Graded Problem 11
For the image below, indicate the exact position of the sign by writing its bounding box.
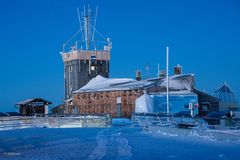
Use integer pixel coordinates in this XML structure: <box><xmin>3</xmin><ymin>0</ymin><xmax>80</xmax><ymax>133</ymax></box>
<box><xmin>117</xmin><ymin>97</ymin><xmax>121</xmax><ymax>104</ymax></box>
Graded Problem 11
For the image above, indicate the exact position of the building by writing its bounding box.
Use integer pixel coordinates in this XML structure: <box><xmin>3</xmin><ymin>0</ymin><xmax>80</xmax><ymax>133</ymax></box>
<box><xmin>60</xmin><ymin>6</ymin><xmax>112</xmax><ymax>100</ymax></box>
<box><xmin>214</xmin><ymin>82</ymin><xmax>238</xmax><ymax>111</ymax></box>
<box><xmin>72</xmin><ymin>75</ymin><xmax>142</xmax><ymax>117</ymax></box>
<box><xmin>59</xmin><ymin>6</ymin><xmax>220</xmax><ymax>118</ymax></box>
<box><xmin>194</xmin><ymin>89</ymin><xmax>219</xmax><ymax>116</ymax></box>
<box><xmin>70</xmin><ymin>73</ymin><xmax>218</xmax><ymax>118</ymax></box>
<box><xmin>15</xmin><ymin>98</ymin><xmax>52</xmax><ymax>116</ymax></box>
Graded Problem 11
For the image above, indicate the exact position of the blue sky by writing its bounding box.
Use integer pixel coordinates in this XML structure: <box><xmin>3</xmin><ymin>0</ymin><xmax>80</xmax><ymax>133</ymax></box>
<box><xmin>0</xmin><ymin>0</ymin><xmax>239</xmax><ymax>111</ymax></box>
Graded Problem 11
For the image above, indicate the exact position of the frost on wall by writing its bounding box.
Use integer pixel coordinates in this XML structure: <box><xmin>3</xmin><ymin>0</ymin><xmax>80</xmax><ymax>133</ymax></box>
<box><xmin>135</xmin><ymin>93</ymin><xmax>153</xmax><ymax>113</ymax></box>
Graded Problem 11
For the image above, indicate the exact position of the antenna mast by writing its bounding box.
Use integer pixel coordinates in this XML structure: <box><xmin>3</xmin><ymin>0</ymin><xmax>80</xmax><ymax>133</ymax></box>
<box><xmin>83</xmin><ymin>5</ymin><xmax>91</xmax><ymax>50</ymax></box>
<box><xmin>62</xmin><ymin>5</ymin><xmax>111</xmax><ymax>52</ymax></box>
<box><xmin>166</xmin><ymin>46</ymin><xmax>170</xmax><ymax>114</ymax></box>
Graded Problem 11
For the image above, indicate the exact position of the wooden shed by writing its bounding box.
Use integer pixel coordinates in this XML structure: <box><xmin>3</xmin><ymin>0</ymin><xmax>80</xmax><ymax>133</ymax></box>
<box><xmin>15</xmin><ymin>98</ymin><xmax>52</xmax><ymax>116</ymax></box>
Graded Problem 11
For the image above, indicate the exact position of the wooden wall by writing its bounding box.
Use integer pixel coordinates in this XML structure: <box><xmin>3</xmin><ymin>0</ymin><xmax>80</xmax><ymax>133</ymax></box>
<box><xmin>73</xmin><ymin>90</ymin><xmax>144</xmax><ymax>118</ymax></box>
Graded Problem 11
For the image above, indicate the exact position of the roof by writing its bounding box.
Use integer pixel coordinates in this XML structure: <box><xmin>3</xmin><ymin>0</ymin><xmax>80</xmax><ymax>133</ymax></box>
<box><xmin>213</xmin><ymin>82</ymin><xmax>237</xmax><ymax>103</ymax></box>
<box><xmin>16</xmin><ymin>98</ymin><xmax>52</xmax><ymax>106</ymax></box>
<box><xmin>193</xmin><ymin>88</ymin><xmax>219</xmax><ymax>101</ymax></box>
<box><xmin>73</xmin><ymin>75</ymin><xmax>137</xmax><ymax>93</ymax></box>
<box><xmin>214</xmin><ymin>82</ymin><xmax>234</xmax><ymax>93</ymax></box>
<box><xmin>73</xmin><ymin>74</ymin><xmax>195</xmax><ymax>93</ymax></box>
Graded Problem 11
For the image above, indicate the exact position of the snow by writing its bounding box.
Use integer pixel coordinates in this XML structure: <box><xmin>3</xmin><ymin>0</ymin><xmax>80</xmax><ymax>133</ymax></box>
<box><xmin>161</xmin><ymin>79</ymin><xmax>191</xmax><ymax>90</ymax></box>
<box><xmin>15</xmin><ymin>98</ymin><xmax>34</xmax><ymax>105</ymax></box>
<box><xmin>73</xmin><ymin>75</ymin><xmax>135</xmax><ymax>93</ymax></box>
<box><xmin>135</xmin><ymin>93</ymin><xmax>153</xmax><ymax>113</ymax></box>
<box><xmin>0</xmin><ymin>125</ymin><xmax>239</xmax><ymax>160</ymax></box>
<box><xmin>112</xmin><ymin>118</ymin><xmax>132</xmax><ymax>126</ymax></box>
<box><xmin>73</xmin><ymin>74</ymin><xmax>195</xmax><ymax>93</ymax></box>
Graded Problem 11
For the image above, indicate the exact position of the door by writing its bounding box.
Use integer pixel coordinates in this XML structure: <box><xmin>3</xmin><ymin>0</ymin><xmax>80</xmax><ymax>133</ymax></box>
<box><xmin>116</xmin><ymin>97</ymin><xmax>122</xmax><ymax>117</ymax></box>
<box><xmin>116</xmin><ymin>104</ymin><xmax>122</xmax><ymax>118</ymax></box>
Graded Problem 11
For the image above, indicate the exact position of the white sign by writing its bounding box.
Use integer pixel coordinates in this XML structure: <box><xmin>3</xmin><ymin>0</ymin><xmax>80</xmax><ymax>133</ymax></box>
<box><xmin>117</xmin><ymin>97</ymin><xmax>121</xmax><ymax>104</ymax></box>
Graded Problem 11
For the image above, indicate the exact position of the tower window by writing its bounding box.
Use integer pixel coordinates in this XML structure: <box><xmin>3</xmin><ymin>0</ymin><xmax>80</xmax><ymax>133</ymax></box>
<box><xmin>91</xmin><ymin>65</ymin><xmax>95</xmax><ymax>71</ymax></box>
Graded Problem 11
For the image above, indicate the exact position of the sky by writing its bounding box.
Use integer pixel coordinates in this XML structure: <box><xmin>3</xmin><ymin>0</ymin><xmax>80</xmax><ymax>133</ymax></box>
<box><xmin>0</xmin><ymin>0</ymin><xmax>239</xmax><ymax>111</ymax></box>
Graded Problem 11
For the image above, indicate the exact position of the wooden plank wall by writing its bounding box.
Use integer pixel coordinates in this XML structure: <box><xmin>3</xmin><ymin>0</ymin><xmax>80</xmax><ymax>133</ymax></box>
<box><xmin>73</xmin><ymin>90</ymin><xmax>144</xmax><ymax>118</ymax></box>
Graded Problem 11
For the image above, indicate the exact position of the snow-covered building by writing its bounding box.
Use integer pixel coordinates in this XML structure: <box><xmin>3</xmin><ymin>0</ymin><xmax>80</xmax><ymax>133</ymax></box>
<box><xmin>15</xmin><ymin>98</ymin><xmax>52</xmax><ymax>116</ymax></box>
<box><xmin>70</xmin><ymin>74</ymin><xmax>217</xmax><ymax>118</ymax></box>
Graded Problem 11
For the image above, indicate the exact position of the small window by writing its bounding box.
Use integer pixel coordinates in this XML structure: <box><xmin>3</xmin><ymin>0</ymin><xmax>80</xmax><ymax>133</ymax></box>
<box><xmin>91</xmin><ymin>65</ymin><xmax>95</xmax><ymax>71</ymax></box>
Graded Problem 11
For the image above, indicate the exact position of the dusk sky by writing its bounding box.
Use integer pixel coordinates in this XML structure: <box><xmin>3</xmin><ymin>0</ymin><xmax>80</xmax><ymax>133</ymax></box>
<box><xmin>0</xmin><ymin>0</ymin><xmax>239</xmax><ymax>111</ymax></box>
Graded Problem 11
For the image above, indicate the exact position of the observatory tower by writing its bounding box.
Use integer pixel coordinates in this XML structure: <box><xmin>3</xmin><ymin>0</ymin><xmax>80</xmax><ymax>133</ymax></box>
<box><xmin>61</xmin><ymin>6</ymin><xmax>112</xmax><ymax>100</ymax></box>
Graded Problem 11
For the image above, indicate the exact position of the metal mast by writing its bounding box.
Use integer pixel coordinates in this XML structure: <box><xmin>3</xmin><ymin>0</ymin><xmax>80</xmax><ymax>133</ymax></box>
<box><xmin>83</xmin><ymin>5</ymin><xmax>91</xmax><ymax>50</ymax></box>
<box><xmin>166</xmin><ymin>46</ymin><xmax>170</xmax><ymax>114</ymax></box>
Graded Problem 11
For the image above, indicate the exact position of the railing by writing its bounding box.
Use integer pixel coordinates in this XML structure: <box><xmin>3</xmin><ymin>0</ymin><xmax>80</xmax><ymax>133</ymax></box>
<box><xmin>0</xmin><ymin>114</ymin><xmax>111</xmax><ymax>131</ymax></box>
<box><xmin>131</xmin><ymin>113</ymin><xmax>240</xmax><ymax>130</ymax></box>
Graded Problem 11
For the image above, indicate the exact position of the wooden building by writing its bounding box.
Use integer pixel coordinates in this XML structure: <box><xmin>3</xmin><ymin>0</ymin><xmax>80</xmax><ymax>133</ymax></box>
<box><xmin>74</xmin><ymin>90</ymin><xmax>144</xmax><ymax>118</ymax></box>
<box><xmin>15</xmin><ymin>98</ymin><xmax>52</xmax><ymax>116</ymax></box>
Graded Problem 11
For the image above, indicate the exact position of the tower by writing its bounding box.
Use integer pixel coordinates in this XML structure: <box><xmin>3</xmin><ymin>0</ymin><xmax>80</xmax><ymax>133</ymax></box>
<box><xmin>60</xmin><ymin>6</ymin><xmax>112</xmax><ymax>100</ymax></box>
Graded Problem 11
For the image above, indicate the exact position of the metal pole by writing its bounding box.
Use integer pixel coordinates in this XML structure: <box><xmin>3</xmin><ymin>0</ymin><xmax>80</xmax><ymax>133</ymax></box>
<box><xmin>166</xmin><ymin>46</ymin><xmax>170</xmax><ymax>114</ymax></box>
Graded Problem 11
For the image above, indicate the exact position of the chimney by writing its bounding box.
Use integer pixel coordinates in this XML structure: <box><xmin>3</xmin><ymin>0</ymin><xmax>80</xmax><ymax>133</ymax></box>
<box><xmin>174</xmin><ymin>64</ymin><xmax>182</xmax><ymax>75</ymax></box>
<box><xmin>159</xmin><ymin>70</ymin><xmax>166</xmax><ymax>78</ymax></box>
<box><xmin>136</xmin><ymin>70</ymin><xmax>141</xmax><ymax>81</ymax></box>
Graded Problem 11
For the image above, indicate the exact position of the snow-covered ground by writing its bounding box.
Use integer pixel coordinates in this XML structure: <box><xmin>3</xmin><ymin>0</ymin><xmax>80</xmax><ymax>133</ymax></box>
<box><xmin>0</xmin><ymin>119</ymin><xmax>240</xmax><ymax>160</ymax></box>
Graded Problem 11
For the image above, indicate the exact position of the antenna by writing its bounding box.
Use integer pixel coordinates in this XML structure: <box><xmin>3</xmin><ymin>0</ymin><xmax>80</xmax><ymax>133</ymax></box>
<box><xmin>62</xmin><ymin>5</ymin><xmax>111</xmax><ymax>52</ymax></box>
<box><xmin>77</xmin><ymin>8</ymin><xmax>84</xmax><ymax>42</ymax></box>
<box><xmin>92</xmin><ymin>5</ymin><xmax>98</xmax><ymax>41</ymax></box>
<box><xmin>166</xmin><ymin>46</ymin><xmax>170</xmax><ymax>114</ymax></box>
<box><xmin>146</xmin><ymin>65</ymin><xmax>149</xmax><ymax>79</ymax></box>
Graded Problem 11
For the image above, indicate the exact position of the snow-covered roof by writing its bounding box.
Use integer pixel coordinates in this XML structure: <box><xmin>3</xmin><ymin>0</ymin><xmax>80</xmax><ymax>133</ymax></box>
<box><xmin>16</xmin><ymin>99</ymin><xmax>34</xmax><ymax>105</ymax></box>
<box><xmin>158</xmin><ymin>74</ymin><xmax>195</xmax><ymax>91</ymax></box>
<box><xmin>16</xmin><ymin>98</ymin><xmax>52</xmax><ymax>106</ymax></box>
<box><xmin>73</xmin><ymin>75</ymin><xmax>136</xmax><ymax>93</ymax></box>
<box><xmin>73</xmin><ymin>74</ymin><xmax>195</xmax><ymax>93</ymax></box>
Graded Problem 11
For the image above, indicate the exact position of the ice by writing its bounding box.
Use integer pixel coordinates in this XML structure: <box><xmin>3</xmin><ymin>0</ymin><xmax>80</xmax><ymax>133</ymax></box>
<box><xmin>135</xmin><ymin>93</ymin><xmax>153</xmax><ymax>113</ymax></box>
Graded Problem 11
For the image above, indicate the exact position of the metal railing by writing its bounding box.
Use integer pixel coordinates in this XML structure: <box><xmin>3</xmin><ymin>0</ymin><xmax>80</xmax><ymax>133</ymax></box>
<box><xmin>0</xmin><ymin>114</ymin><xmax>111</xmax><ymax>131</ymax></box>
<box><xmin>131</xmin><ymin>113</ymin><xmax>240</xmax><ymax>130</ymax></box>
